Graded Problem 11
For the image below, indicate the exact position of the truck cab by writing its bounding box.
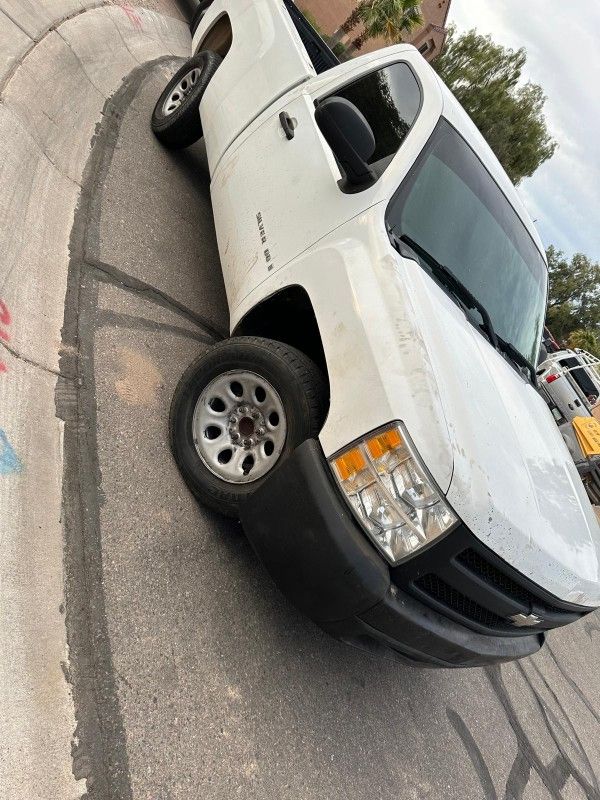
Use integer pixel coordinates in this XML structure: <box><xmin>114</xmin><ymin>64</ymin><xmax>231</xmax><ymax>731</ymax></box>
<box><xmin>152</xmin><ymin>0</ymin><xmax>600</xmax><ymax>667</ymax></box>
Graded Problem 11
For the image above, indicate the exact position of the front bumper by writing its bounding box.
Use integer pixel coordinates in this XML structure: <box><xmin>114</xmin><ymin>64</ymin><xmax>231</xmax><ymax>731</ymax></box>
<box><xmin>240</xmin><ymin>440</ymin><xmax>543</xmax><ymax>668</ymax></box>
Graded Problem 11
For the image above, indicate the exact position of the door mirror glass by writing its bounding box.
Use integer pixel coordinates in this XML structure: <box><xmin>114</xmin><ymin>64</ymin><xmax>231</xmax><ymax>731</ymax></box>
<box><xmin>315</xmin><ymin>96</ymin><xmax>376</xmax><ymax>186</ymax></box>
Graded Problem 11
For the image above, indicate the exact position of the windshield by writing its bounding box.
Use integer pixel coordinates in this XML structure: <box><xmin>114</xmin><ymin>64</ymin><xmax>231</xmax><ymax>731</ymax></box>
<box><xmin>386</xmin><ymin>120</ymin><xmax>547</xmax><ymax>365</ymax></box>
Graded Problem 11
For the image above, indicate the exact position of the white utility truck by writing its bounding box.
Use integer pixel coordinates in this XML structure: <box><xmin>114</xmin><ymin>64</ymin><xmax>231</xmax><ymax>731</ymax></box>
<box><xmin>151</xmin><ymin>0</ymin><xmax>600</xmax><ymax>667</ymax></box>
<box><xmin>537</xmin><ymin>349</ymin><xmax>600</xmax><ymax>505</ymax></box>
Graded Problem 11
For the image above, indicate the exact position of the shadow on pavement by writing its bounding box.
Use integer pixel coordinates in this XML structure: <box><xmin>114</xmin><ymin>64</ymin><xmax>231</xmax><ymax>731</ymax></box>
<box><xmin>61</xmin><ymin>57</ymin><xmax>600</xmax><ymax>800</ymax></box>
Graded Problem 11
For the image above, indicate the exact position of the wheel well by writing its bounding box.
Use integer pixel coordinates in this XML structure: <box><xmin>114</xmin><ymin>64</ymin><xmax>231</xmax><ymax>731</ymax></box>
<box><xmin>233</xmin><ymin>286</ymin><xmax>330</xmax><ymax>391</ymax></box>
<box><xmin>195</xmin><ymin>12</ymin><xmax>232</xmax><ymax>58</ymax></box>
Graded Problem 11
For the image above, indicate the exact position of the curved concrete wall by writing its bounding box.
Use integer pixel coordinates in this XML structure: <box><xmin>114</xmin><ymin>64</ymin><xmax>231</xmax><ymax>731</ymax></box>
<box><xmin>0</xmin><ymin>4</ymin><xmax>190</xmax><ymax>797</ymax></box>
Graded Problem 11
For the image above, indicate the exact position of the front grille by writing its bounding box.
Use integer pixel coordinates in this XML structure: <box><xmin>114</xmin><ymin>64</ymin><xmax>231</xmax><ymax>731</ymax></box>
<box><xmin>392</xmin><ymin>525</ymin><xmax>591</xmax><ymax>637</ymax></box>
<box><xmin>455</xmin><ymin>548</ymin><xmax>581</xmax><ymax>619</ymax></box>
<box><xmin>456</xmin><ymin>548</ymin><xmax>533</xmax><ymax>606</ymax></box>
<box><xmin>415</xmin><ymin>573</ymin><xmax>508</xmax><ymax>629</ymax></box>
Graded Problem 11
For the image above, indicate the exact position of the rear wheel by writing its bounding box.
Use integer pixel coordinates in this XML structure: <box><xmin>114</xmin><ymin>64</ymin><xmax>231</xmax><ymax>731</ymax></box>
<box><xmin>151</xmin><ymin>50</ymin><xmax>221</xmax><ymax>149</ymax></box>
<box><xmin>170</xmin><ymin>337</ymin><xmax>327</xmax><ymax>517</ymax></box>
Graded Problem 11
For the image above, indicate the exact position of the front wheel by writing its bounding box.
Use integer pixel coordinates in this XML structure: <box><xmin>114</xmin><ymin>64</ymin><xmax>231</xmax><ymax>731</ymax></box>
<box><xmin>170</xmin><ymin>337</ymin><xmax>328</xmax><ymax>517</ymax></box>
<box><xmin>151</xmin><ymin>50</ymin><xmax>221</xmax><ymax>149</ymax></box>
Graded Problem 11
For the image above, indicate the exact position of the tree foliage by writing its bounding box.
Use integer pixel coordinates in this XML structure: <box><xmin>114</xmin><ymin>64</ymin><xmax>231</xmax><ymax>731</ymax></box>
<box><xmin>336</xmin><ymin>0</ymin><xmax>423</xmax><ymax>50</ymax></box>
<box><xmin>546</xmin><ymin>245</ymin><xmax>600</xmax><ymax>354</ymax></box>
<box><xmin>567</xmin><ymin>329</ymin><xmax>600</xmax><ymax>358</ymax></box>
<box><xmin>435</xmin><ymin>27</ymin><xmax>557</xmax><ymax>184</ymax></box>
<box><xmin>340</xmin><ymin>5</ymin><xmax>362</xmax><ymax>34</ymax></box>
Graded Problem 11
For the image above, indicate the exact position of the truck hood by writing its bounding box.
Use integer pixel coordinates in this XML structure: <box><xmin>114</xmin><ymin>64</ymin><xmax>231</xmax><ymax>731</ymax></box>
<box><xmin>403</xmin><ymin>262</ymin><xmax>600</xmax><ymax>606</ymax></box>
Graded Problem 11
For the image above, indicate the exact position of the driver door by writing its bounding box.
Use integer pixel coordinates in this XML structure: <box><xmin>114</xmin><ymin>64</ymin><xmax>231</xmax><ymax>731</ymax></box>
<box><xmin>210</xmin><ymin>52</ymin><xmax>429</xmax><ymax>311</ymax></box>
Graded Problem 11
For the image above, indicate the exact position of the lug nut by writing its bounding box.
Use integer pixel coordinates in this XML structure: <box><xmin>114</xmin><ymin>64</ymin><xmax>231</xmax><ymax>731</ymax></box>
<box><xmin>251</xmin><ymin>411</ymin><xmax>260</xmax><ymax>420</ymax></box>
<box><xmin>229</xmin><ymin>415</ymin><xmax>236</xmax><ymax>424</ymax></box>
<box><xmin>243</xmin><ymin>438</ymin><xmax>252</xmax><ymax>447</ymax></box>
<box><xmin>231</xmin><ymin>431</ymin><xmax>239</xmax><ymax>440</ymax></box>
<box><xmin>239</xmin><ymin>406</ymin><xmax>247</xmax><ymax>414</ymax></box>
<box><xmin>256</xmin><ymin>427</ymin><xmax>265</xmax><ymax>436</ymax></box>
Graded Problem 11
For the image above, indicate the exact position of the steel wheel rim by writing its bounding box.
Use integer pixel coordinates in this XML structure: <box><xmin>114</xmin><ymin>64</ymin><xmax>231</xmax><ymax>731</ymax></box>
<box><xmin>162</xmin><ymin>66</ymin><xmax>202</xmax><ymax>116</ymax></box>
<box><xmin>192</xmin><ymin>370</ymin><xmax>287</xmax><ymax>484</ymax></box>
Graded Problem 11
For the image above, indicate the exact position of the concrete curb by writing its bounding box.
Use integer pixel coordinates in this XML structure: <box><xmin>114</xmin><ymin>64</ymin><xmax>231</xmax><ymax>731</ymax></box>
<box><xmin>0</xmin><ymin>4</ymin><xmax>190</xmax><ymax>797</ymax></box>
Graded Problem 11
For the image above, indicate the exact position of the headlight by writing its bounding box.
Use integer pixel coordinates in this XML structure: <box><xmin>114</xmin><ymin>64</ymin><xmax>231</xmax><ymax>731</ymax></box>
<box><xmin>329</xmin><ymin>423</ymin><xmax>457</xmax><ymax>565</ymax></box>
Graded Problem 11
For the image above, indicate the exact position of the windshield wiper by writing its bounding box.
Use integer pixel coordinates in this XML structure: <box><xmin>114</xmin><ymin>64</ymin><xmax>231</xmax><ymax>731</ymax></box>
<box><xmin>390</xmin><ymin>231</ymin><xmax>537</xmax><ymax>385</ymax></box>
<box><xmin>392</xmin><ymin>233</ymin><xmax>498</xmax><ymax>349</ymax></box>
<box><xmin>495</xmin><ymin>336</ymin><xmax>536</xmax><ymax>384</ymax></box>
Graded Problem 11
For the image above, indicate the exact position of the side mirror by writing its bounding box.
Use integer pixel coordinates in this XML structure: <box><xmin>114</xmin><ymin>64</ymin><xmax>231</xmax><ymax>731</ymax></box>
<box><xmin>315</xmin><ymin>96</ymin><xmax>376</xmax><ymax>186</ymax></box>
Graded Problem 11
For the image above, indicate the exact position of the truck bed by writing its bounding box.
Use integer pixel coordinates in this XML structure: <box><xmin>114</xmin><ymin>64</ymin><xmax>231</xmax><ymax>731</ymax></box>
<box><xmin>282</xmin><ymin>0</ymin><xmax>340</xmax><ymax>74</ymax></box>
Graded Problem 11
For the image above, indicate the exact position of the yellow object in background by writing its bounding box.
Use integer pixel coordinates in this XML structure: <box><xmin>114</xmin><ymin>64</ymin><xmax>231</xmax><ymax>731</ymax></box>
<box><xmin>573</xmin><ymin>416</ymin><xmax>600</xmax><ymax>457</ymax></box>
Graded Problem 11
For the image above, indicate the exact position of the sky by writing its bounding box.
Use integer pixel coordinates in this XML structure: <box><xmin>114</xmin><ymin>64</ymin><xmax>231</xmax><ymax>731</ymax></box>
<box><xmin>448</xmin><ymin>0</ymin><xmax>600</xmax><ymax>263</ymax></box>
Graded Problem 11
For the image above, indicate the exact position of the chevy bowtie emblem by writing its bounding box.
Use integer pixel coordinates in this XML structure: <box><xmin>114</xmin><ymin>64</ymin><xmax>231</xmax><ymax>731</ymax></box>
<box><xmin>509</xmin><ymin>612</ymin><xmax>542</xmax><ymax>627</ymax></box>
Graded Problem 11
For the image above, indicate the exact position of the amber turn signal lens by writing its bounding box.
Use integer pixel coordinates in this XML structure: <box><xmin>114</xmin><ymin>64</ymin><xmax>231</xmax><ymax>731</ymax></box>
<box><xmin>333</xmin><ymin>448</ymin><xmax>366</xmax><ymax>480</ymax></box>
<box><xmin>366</xmin><ymin>429</ymin><xmax>403</xmax><ymax>459</ymax></box>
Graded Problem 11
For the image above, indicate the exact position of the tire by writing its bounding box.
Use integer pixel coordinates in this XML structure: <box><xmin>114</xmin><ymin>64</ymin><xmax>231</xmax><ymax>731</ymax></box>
<box><xmin>151</xmin><ymin>50</ymin><xmax>221</xmax><ymax>149</ymax></box>
<box><xmin>170</xmin><ymin>337</ymin><xmax>328</xmax><ymax>518</ymax></box>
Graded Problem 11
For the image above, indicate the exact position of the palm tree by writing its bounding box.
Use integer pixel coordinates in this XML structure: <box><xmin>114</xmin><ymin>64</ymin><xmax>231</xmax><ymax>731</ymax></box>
<box><xmin>349</xmin><ymin>0</ymin><xmax>424</xmax><ymax>52</ymax></box>
<box><xmin>331</xmin><ymin>2</ymin><xmax>366</xmax><ymax>43</ymax></box>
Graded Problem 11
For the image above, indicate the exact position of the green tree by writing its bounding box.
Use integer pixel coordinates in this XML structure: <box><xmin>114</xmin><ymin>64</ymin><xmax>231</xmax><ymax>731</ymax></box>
<box><xmin>434</xmin><ymin>27</ymin><xmax>557</xmax><ymax>184</ymax></box>
<box><xmin>333</xmin><ymin>0</ymin><xmax>423</xmax><ymax>50</ymax></box>
<box><xmin>336</xmin><ymin>4</ymin><xmax>362</xmax><ymax>37</ymax></box>
<box><xmin>546</xmin><ymin>245</ymin><xmax>600</xmax><ymax>347</ymax></box>
<box><xmin>353</xmin><ymin>0</ymin><xmax>423</xmax><ymax>50</ymax></box>
<box><xmin>568</xmin><ymin>329</ymin><xmax>600</xmax><ymax>358</ymax></box>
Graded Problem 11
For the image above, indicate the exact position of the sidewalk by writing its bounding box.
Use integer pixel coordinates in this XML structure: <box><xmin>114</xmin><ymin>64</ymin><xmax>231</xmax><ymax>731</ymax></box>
<box><xmin>0</xmin><ymin>3</ymin><xmax>189</xmax><ymax>796</ymax></box>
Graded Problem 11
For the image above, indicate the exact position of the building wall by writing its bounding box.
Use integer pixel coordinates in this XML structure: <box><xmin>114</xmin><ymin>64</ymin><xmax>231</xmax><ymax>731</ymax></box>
<box><xmin>300</xmin><ymin>0</ymin><xmax>451</xmax><ymax>61</ymax></box>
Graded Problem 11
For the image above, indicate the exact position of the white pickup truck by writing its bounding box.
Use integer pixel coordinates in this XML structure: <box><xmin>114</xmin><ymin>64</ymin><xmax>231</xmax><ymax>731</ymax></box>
<box><xmin>151</xmin><ymin>0</ymin><xmax>600</xmax><ymax>667</ymax></box>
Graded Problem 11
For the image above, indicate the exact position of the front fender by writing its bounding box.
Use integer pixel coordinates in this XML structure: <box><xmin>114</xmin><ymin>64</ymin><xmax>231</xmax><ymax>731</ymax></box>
<box><xmin>231</xmin><ymin>210</ymin><xmax>454</xmax><ymax>492</ymax></box>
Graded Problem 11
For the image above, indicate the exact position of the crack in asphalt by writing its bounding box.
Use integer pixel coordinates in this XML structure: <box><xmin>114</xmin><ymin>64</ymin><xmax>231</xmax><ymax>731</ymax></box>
<box><xmin>0</xmin><ymin>336</ymin><xmax>74</xmax><ymax>380</ymax></box>
<box><xmin>95</xmin><ymin>307</ymin><xmax>215</xmax><ymax>344</ymax></box>
<box><xmin>446</xmin><ymin>646</ymin><xmax>600</xmax><ymax>800</ymax></box>
<box><xmin>545</xmin><ymin>641</ymin><xmax>600</xmax><ymax>726</ymax></box>
<box><xmin>447</xmin><ymin>708</ymin><xmax>498</xmax><ymax>800</ymax></box>
<box><xmin>86</xmin><ymin>257</ymin><xmax>226</xmax><ymax>341</ymax></box>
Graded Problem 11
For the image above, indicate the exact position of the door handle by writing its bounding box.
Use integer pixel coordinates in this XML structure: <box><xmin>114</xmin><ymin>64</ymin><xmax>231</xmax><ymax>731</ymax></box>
<box><xmin>279</xmin><ymin>111</ymin><xmax>295</xmax><ymax>140</ymax></box>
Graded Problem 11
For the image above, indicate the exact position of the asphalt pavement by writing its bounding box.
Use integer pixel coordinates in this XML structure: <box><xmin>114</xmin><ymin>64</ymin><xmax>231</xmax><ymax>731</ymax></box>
<box><xmin>60</xmin><ymin>57</ymin><xmax>600</xmax><ymax>800</ymax></box>
<box><xmin>1</xmin><ymin>3</ymin><xmax>600</xmax><ymax>799</ymax></box>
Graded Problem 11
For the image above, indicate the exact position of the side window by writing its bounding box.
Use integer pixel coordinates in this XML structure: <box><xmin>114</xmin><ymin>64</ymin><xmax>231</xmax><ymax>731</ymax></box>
<box><xmin>326</xmin><ymin>62</ymin><xmax>421</xmax><ymax>174</ymax></box>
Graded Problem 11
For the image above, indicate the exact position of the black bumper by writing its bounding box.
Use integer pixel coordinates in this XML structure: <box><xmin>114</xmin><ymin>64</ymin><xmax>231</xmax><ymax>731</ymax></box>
<box><xmin>240</xmin><ymin>440</ymin><xmax>543</xmax><ymax>668</ymax></box>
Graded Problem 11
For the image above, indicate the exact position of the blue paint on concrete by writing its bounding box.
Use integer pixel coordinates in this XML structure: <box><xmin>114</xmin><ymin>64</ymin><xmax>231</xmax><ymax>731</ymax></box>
<box><xmin>0</xmin><ymin>428</ymin><xmax>22</xmax><ymax>475</ymax></box>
